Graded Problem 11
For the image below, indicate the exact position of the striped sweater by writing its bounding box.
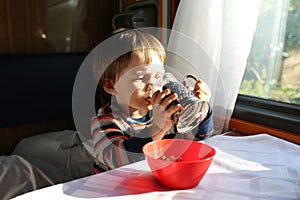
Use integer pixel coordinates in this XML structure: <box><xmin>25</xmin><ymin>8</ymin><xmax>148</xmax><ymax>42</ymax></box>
<box><xmin>91</xmin><ymin>100</ymin><xmax>213</xmax><ymax>172</ymax></box>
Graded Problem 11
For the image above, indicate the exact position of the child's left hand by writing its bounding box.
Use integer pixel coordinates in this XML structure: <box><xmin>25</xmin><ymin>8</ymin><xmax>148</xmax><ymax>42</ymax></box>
<box><xmin>193</xmin><ymin>80</ymin><xmax>210</xmax><ymax>102</ymax></box>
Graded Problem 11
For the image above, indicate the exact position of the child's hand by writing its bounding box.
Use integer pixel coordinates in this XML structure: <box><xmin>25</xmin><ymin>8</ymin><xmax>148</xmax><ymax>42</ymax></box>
<box><xmin>150</xmin><ymin>89</ymin><xmax>181</xmax><ymax>140</ymax></box>
<box><xmin>193</xmin><ymin>80</ymin><xmax>211</xmax><ymax>102</ymax></box>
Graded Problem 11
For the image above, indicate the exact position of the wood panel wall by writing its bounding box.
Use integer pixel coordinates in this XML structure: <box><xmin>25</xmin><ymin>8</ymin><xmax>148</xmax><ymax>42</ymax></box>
<box><xmin>0</xmin><ymin>0</ymin><xmax>49</xmax><ymax>53</ymax></box>
<box><xmin>0</xmin><ymin>0</ymin><xmax>119</xmax><ymax>53</ymax></box>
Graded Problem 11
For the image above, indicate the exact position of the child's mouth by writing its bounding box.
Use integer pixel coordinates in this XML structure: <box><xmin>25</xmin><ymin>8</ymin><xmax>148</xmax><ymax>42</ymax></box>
<box><xmin>145</xmin><ymin>97</ymin><xmax>152</xmax><ymax>105</ymax></box>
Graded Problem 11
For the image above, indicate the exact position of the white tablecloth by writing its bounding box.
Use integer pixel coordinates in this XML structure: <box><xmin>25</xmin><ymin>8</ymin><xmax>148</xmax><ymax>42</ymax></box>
<box><xmin>13</xmin><ymin>134</ymin><xmax>300</xmax><ymax>200</ymax></box>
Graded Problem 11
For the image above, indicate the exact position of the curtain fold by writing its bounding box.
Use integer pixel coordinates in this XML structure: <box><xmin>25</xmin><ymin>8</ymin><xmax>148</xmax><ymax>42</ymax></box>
<box><xmin>167</xmin><ymin>0</ymin><xmax>262</xmax><ymax>134</ymax></box>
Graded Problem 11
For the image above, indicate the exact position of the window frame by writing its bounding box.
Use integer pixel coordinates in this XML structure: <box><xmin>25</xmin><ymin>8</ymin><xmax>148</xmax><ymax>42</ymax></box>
<box><xmin>232</xmin><ymin>94</ymin><xmax>300</xmax><ymax>134</ymax></box>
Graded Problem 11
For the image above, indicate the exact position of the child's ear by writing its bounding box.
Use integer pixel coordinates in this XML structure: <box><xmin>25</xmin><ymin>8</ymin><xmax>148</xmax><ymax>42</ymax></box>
<box><xmin>103</xmin><ymin>78</ymin><xmax>117</xmax><ymax>95</ymax></box>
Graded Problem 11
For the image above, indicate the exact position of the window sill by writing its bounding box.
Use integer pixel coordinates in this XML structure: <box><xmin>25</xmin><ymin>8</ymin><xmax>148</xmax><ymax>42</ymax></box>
<box><xmin>229</xmin><ymin>118</ymin><xmax>300</xmax><ymax>145</ymax></box>
<box><xmin>231</xmin><ymin>94</ymin><xmax>300</xmax><ymax>145</ymax></box>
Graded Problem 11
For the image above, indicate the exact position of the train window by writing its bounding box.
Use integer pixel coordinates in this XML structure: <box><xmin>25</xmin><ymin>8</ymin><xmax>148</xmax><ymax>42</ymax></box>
<box><xmin>234</xmin><ymin>0</ymin><xmax>300</xmax><ymax>133</ymax></box>
<box><xmin>240</xmin><ymin>0</ymin><xmax>300</xmax><ymax>105</ymax></box>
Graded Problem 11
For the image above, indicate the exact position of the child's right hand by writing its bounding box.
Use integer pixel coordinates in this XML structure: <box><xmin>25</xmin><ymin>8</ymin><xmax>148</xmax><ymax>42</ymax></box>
<box><xmin>149</xmin><ymin>89</ymin><xmax>181</xmax><ymax>141</ymax></box>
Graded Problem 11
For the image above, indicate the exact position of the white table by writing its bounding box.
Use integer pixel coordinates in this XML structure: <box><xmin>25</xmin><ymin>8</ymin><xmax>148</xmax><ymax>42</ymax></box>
<box><xmin>13</xmin><ymin>134</ymin><xmax>300</xmax><ymax>200</ymax></box>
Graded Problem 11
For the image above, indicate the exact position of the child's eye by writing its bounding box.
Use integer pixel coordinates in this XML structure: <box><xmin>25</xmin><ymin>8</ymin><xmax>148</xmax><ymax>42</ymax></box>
<box><xmin>137</xmin><ymin>75</ymin><xmax>145</xmax><ymax>80</ymax></box>
<box><xmin>155</xmin><ymin>73</ymin><xmax>164</xmax><ymax>80</ymax></box>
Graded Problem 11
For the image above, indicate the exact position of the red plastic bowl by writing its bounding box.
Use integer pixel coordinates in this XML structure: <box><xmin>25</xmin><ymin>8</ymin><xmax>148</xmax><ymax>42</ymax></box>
<box><xmin>143</xmin><ymin>139</ymin><xmax>215</xmax><ymax>189</ymax></box>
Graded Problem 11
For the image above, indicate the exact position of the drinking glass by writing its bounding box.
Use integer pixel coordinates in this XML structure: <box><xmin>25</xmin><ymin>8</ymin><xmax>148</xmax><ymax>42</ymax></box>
<box><xmin>160</xmin><ymin>73</ymin><xmax>210</xmax><ymax>134</ymax></box>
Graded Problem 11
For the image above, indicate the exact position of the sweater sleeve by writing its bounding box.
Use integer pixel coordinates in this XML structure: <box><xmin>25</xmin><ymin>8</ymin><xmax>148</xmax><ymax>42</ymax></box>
<box><xmin>194</xmin><ymin>108</ymin><xmax>214</xmax><ymax>140</ymax></box>
<box><xmin>91</xmin><ymin>115</ymin><xmax>151</xmax><ymax>170</ymax></box>
<box><xmin>122</xmin><ymin>127</ymin><xmax>153</xmax><ymax>162</ymax></box>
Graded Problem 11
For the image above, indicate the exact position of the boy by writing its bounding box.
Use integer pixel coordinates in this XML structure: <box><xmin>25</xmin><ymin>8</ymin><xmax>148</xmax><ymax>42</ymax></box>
<box><xmin>91</xmin><ymin>28</ymin><xmax>213</xmax><ymax>172</ymax></box>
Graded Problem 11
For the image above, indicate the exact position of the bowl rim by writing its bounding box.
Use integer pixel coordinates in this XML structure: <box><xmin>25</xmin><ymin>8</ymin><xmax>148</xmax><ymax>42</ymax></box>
<box><xmin>142</xmin><ymin>138</ymin><xmax>216</xmax><ymax>164</ymax></box>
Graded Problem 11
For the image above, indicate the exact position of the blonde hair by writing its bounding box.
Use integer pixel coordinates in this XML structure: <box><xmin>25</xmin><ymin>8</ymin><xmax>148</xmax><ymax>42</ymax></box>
<box><xmin>93</xmin><ymin>28</ymin><xmax>166</xmax><ymax>107</ymax></box>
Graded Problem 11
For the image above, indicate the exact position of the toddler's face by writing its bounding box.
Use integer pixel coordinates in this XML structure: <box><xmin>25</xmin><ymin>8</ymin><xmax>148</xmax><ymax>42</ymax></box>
<box><xmin>114</xmin><ymin>51</ymin><xmax>165</xmax><ymax>117</ymax></box>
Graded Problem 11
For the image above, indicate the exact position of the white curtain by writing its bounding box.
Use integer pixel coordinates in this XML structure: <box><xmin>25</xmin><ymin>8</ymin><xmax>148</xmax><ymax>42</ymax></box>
<box><xmin>166</xmin><ymin>0</ymin><xmax>262</xmax><ymax>134</ymax></box>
